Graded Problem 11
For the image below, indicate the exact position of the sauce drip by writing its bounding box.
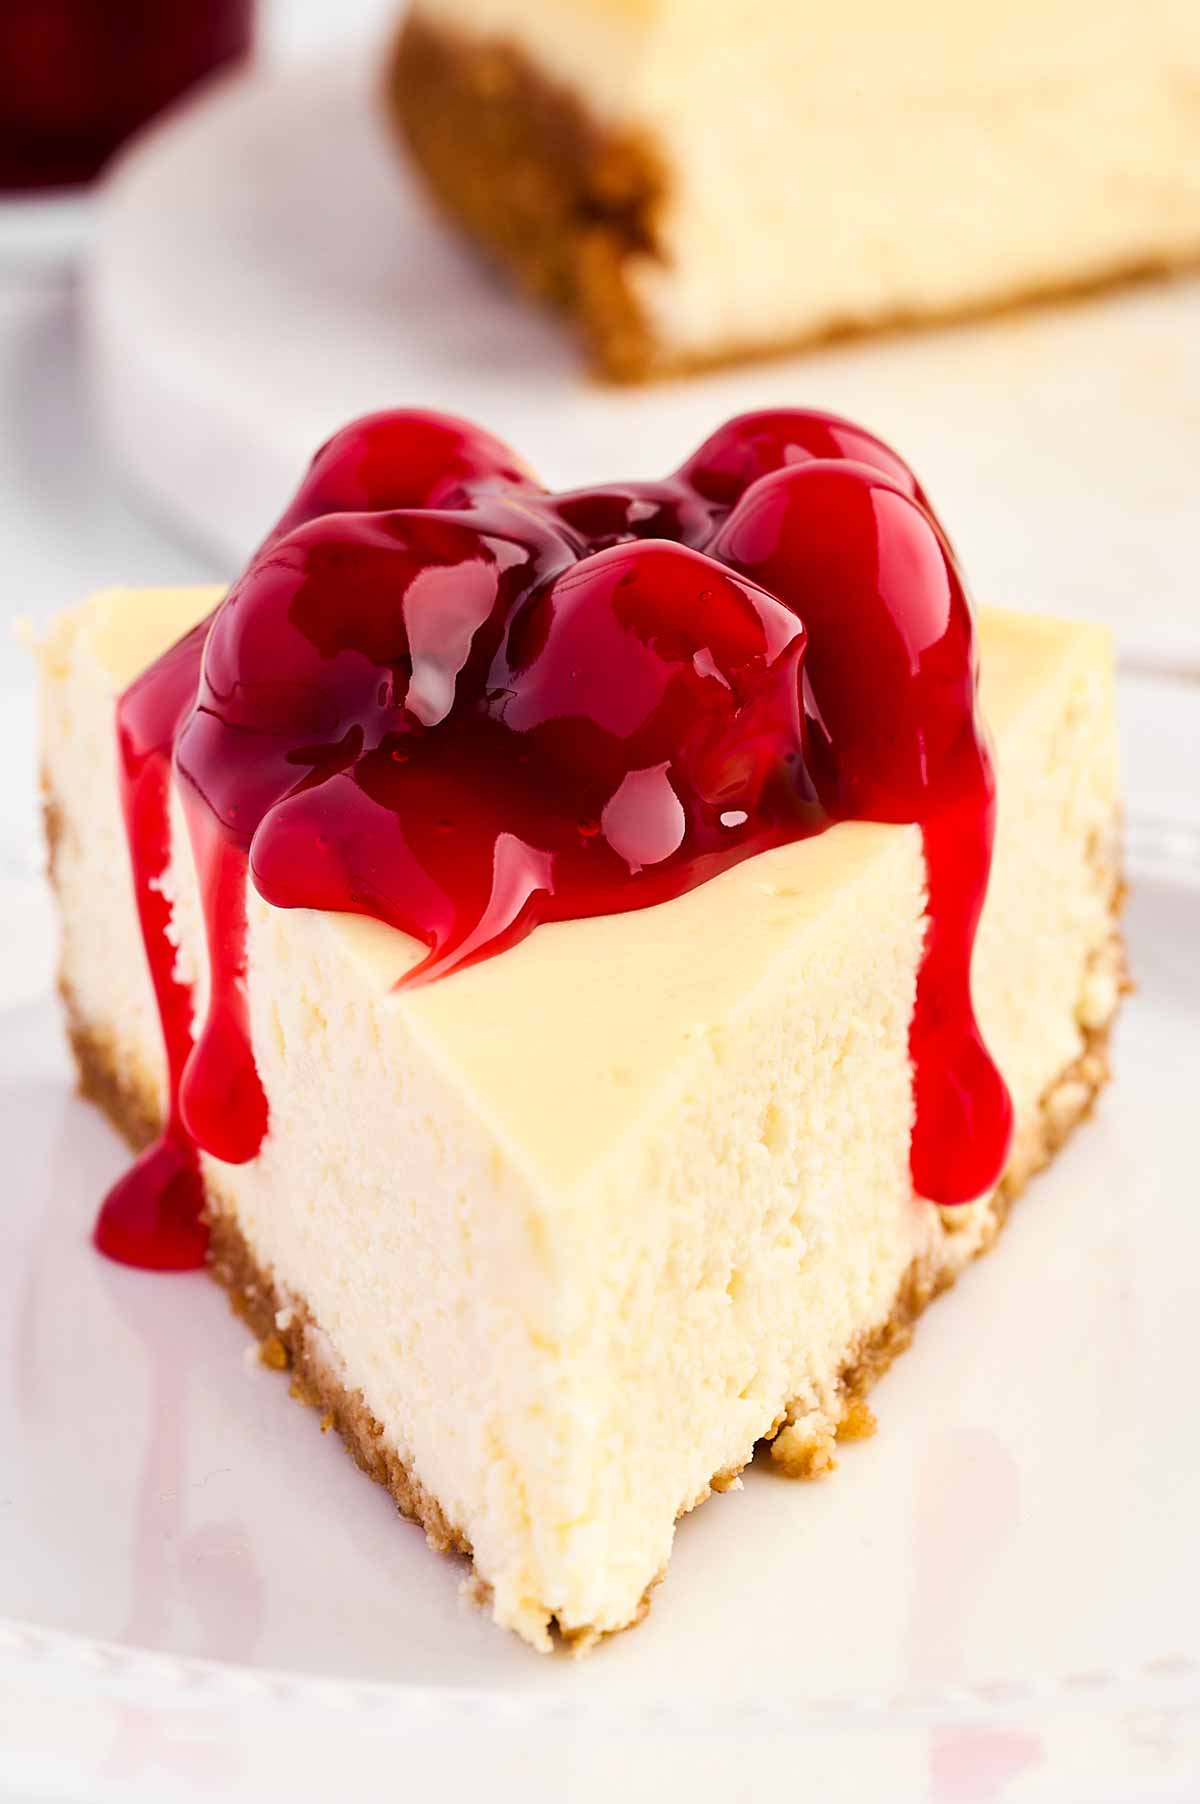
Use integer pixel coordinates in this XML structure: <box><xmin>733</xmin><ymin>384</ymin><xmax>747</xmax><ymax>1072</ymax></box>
<box><xmin>99</xmin><ymin>408</ymin><xmax>1013</xmax><ymax>1269</ymax></box>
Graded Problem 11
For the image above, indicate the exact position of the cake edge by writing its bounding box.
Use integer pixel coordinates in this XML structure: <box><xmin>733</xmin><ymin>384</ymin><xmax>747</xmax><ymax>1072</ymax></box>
<box><xmin>51</xmin><ymin>763</ymin><xmax>1126</xmax><ymax>1647</ymax></box>
<box><xmin>388</xmin><ymin>13</ymin><xmax>1200</xmax><ymax>384</ymax></box>
<box><xmin>387</xmin><ymin>13</ymin><xmax>666</xmax><ymax>383</ymax></box>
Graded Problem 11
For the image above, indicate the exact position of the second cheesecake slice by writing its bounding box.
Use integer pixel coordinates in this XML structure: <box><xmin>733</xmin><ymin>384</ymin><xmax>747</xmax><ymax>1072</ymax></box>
<box><xmin>391</xmin><ymin>0</ymin><xmax>1200</xmax><ymax>378</ymax></box>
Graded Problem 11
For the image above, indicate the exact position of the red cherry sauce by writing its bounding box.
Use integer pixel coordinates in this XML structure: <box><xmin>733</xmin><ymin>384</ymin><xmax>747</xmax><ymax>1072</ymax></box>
<box><xmin>95</xmin><ymin>624</ymin><xmax>211</xmax><ymax>1268</ymax></box>
<box><xmin>100</xmin><ymin>408</ymin><xmax>1013</xmax><ymax>1270</ymax></box>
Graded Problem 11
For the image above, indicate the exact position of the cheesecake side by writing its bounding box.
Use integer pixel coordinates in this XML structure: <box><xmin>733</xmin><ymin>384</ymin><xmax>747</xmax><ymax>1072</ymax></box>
<box><xmin>39</xmin><ymin>588</ymin><xmax>1123</xmax><ymax>1649</ymax></box>
<box><xmin>391</xmin><ymin>0</ymin><xmax>1200</xmax><ymax>379</ymax></box>
<box><xmin>388</xmin><ymin>13</ymin><xmax>666</xmax><ymax>382</ymax></box>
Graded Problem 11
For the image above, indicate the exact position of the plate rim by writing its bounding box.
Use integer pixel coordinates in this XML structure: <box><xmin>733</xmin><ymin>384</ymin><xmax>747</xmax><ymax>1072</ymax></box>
<box><xmin>2</xmin><ymin>1612</ymin><xmax>1199</xmax><ymax>1727</ymax></box>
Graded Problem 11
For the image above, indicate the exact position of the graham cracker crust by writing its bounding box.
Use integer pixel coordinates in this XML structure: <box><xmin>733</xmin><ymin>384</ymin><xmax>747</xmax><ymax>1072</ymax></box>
<box><xmin>60</xmin><ymin>992</ymin><xmax>475</xmax><ymax>1573</ymax></box>
<box><xmin>388</xmin><ymin>15</ymin><xmax>1199</xmax><ymax>384</ymax></box>
<box><xmin>59</xmin><ymin>915</ymin><xmax>1124</xmax><ymax>1641</ymax></box>
<box><xmin>209</xmin><ymin>1211</ymin><xmax>473</xmax><ymax>1562</ymax></box>
<box><xmin>388</xmin><ymin>14</ymin><xmax>666</xmax><ymax>382</ymax></box>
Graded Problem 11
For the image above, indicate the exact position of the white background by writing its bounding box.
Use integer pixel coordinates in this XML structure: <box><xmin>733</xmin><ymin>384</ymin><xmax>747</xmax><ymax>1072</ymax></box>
<box><xmin>2</xmin><ymin>3</ymin><xmax>1199</xmax><ymax>1798</ymax></box>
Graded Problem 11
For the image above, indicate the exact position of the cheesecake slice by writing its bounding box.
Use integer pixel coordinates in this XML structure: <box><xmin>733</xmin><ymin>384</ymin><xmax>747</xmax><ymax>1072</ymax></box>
<box><xmin>38</xmin><ymin>409</ymin><xmax>1123</xmax><ymax>1649</ymax></box>
<box><xmin>389</xmin><ymin>0</ymin><xmax>1200</xmax><ymax>379</ymax></box>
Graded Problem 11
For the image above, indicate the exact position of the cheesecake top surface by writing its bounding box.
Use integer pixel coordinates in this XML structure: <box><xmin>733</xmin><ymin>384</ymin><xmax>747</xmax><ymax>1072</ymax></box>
<box><xmin>59</xmin><ymin>407</ymin><xmax>1035</xmax><ymax>1265</ymax></box>
<box><xmin>408</xmin><ymin>0</ymin><xmax>1199</xmax><ymax>118</ymax></box>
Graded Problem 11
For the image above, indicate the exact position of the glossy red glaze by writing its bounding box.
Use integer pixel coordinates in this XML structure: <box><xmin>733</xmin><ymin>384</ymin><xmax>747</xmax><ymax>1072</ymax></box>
<box><xmin>101</xmin><ymin>408</ymin><xmax>1012</xmax><ymax>1270</ymax></box>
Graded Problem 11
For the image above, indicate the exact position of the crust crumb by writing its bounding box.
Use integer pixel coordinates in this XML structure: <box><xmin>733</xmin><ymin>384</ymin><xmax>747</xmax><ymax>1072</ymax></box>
<box><xmin>836</xmin><ymin>1399</ymin><xmax>878</xmax><ymax>1443</ymax></box>
<box><xmin>461</xmin><ymin>1573</ymin><xmax>493</xmax><ymax>1615</ymax></box>
<box><xmin>258</xmin><ymin>1334</ymin><xmax>289</xmax><ymax>1372</ymax></box>
<box><xmin>772</xmin><ymin>1430</ymin><xmax>838</xmax><ymax>1480</ymax></box>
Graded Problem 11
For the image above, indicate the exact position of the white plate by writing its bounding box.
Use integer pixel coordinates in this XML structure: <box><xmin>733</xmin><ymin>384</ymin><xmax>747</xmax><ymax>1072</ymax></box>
<box><xmin>86</xmin><ymin>50</ymin><xmax>1200</xmax><ymax>677</ymax></box>
<box><xmin>0</xmin><ymin>189</ymin><xmax>93</xmax><ymax>274</ymax></box>
<box><xmin>2</xmin><ymin>675</ymin><xmax>1199</xmax><ymax>1804</ymax></box>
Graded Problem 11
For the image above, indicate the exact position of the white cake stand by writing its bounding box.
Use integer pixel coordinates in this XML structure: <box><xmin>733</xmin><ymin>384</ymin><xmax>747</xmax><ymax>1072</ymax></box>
<box><xmin>0</xmin><ymin>188</ymin><xmax>94</xmax><ymax>272</ymax></box>
<box><xmin>85</xmin><ymin>50</ymin><xmax>1200</xmax><ymax>676</ymax></box>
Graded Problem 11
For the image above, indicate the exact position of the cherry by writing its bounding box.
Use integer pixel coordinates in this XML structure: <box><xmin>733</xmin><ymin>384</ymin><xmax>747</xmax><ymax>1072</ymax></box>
<box><xmin>495</xmin><ymin>539</ymin><xmax>808</xmax><ymax>821</ymax></box>
<box><xmin>265</xmin><ymin>409</ymin><xmax>537</xmax><ymax>551</ymax></box>
<box><xmin>677</xmin><ymin>408</ymin><xmax>931</xmax><ymax>514</ymax></box>
<box><xmin>710</xmin><ymin>460</ymin><xmax>978</xmax><ymax>821</ymax></box>
<box><xmin>178</xmin><ymin>508</ymin><xmax>550</xmax><ymax>836</ymax></box>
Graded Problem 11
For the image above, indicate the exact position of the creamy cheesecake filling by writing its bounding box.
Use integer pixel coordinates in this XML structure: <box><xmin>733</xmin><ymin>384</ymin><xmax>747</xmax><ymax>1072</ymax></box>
<box><xmin>41</xmin><ymin>581</ymin><xmax>1119</xmax><ymax>1647</ymax></box>
<box><xmin>396</xmin><ymin>0</ymin><xmax>1200</xmax><ymax>375</ymax></box>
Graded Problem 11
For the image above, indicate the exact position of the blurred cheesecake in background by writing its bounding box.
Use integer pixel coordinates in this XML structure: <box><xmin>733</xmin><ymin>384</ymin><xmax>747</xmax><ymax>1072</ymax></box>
<box><xmin>389</xmin><ymin>0</ymin><xmax>1200</xmax><ymax>380</ymax></box>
